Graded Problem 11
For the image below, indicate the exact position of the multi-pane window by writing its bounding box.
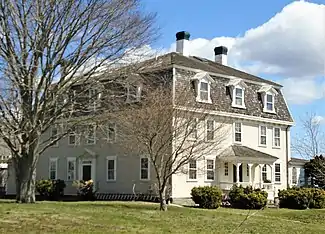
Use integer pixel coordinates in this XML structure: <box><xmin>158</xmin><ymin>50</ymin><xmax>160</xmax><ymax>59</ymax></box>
<box><xmin>199</xmin><ymin>81</ymin><xmax>209</xmax><ymax>101</ymax></box>
<box><xmin>260</xmin><ymin>125</ymin><xmax>267</xmax><ymax>146</ymax></box>
<box><xmin>189</xmin><ymin>159</ymin><xmax>197</xmax><ymax>180</ymax></box>
<box><xmin>68</xmin><ymin>126</ymin><xmax>80</xmax><ymax>145</ymax></box>
<box><xmin>234</xmin><ymin>123</ymin><xmax>242</xmax><ymax>143</ymax></box>
<box><xmin>246</xmin><ymin>164</ymin><xmax>249</xmax><ymax>177</ymax></box>
<box><xmin>224</xmin><ymin>162</ymin><xmax>229</xmax><ymax>176</ymax></box>
<box><xmin>140</xmin><ymin>157</ymin><xmax>149</xmax><ymax>180</ymax></box>
<box><xmin>273</xmin><ymin>127</ymin><xmax>281</xmax><ymax>147</ymax></box>
<box><xmin>235</xmin><ymin>88</ymin><xmax>243</xmax><ymax>106</ymax></box>
<box><xmin>262</xmin><ymin>165</ymin><xmax>267</xmax><ymax>182</ymax></box>
<box><xmin>206</xmin><ymin>120</ymin><xmax>214</xmax><ymax>141</ymax></box>
<box><xmin>86</xmin><ymin>125</ymin><xmax>96</xmax><ymax>145</ymax></box>
<box><xmin>51</xmin><ymin>125</ymin><xmax>59</xmax><ymax>146</ymax></box>
<box><xmin>88</xmin><ymin>89</ymin><xmax>99</xmax><ymax>111</ymax></box>
<box><xmin>189</xmin><ymin>119</ymin><xmax>198</xmax><ymax>139</ymax></box>
<box><xmin>107</xmin><ymin>123</ymin><xmax>116</xmax><ymax>142</ymax></box>
<box><xmin>107</xmin><ymin>156</ymin><xmax>116</xmax><ymax>181</ymax></box>
<box><xmin>49</xmin><ymin>158</ymin><xmax>57</xmax><ymax>180</ymax></box>
<box><xmin>266</xmin><ymin>94</ymin><xmax>274</xmax><ymax>111</ymax></box>
<box><xmin>67</xmin><ymin>158</ymin><xmax>76</xmax><ymax>181</ymax></box>
<box><xmin>292</xmin><ymin>167</ymin><xmax>297</xmax><ymax>184</ymax></box>
<box><xmin>206</xmin><ymin>159</ymin><xmax>215</xmax><ymax>180</ymax></box>
<box><xmin>275</xmin><ymin>163</ymin><xmax>281</xmax><ymax>182</ymax></box>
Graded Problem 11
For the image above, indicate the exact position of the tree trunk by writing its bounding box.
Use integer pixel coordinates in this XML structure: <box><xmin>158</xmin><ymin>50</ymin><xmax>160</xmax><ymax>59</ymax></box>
<box><xmin>14</xmin><ymin>157</ymin><xmax>37</xmax><ymax>203</ymax></box>
<box><xmin>159</xmin><ymin>187</ymin><xmax>167</xmax><ymax>211</ymax></box>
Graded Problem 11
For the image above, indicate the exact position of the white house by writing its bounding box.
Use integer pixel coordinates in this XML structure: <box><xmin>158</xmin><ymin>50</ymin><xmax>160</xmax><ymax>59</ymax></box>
<box><xmin>7</xmin><ymin>31</ymin><xmax>302</xmax><ymax>202</ymax></box>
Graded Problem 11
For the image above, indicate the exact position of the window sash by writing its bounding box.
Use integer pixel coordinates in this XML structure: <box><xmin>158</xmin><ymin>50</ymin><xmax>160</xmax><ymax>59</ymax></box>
<box><xmin>224</xmin><ymin>162</ymin><xmax>229</xmax><ymax>176</ymax></box>
<box><xmin>49</xmin><ymin>159</ymin><xmax>57</xmax><ymax>180</ymax></box>
<box><xmin>235</xmin><ymin>88</ymin><xmax>243</xmax><ymax>106</ymax></box>
<box><xmin>86</xmin><ymin>125</ymin><xmax>96</xmax><ymax>144</ymax></box>
<box><xmin>189</xmin><ymin>159</ymin><xmax>197</xmax><ymax>180</ymax></box>
<box><xmin>51</xmin><ymin>126</ymin><xmax>59</xmax><ymax>146</ymax></box>
<box><xmin>260</xmin><ymin>126</ymin><xmax>267</xmax><ymax>145</ymax></box>
<box><xmin>292</xmin><ymin>167</ymin><xmax>297</xmax><ymax>184</ymax></box>
<box><xmin>206</xmin><ymin>120</ymin><xmax>214</xmax><ymax>140</ymax></box>
<box><xmin>107</xmin><ymin>123</ymin><xmax>116</xmax><ymax>142</ymax></box>
<box><xmin>140</xmin><ymin>158</ymin><xmax>149</xmax><ymax>180</ymax></box>
<box><xmin>67</xmin><ymin>158</ymin><xmax>76</xmax><ymax>181</ymax></box>
<box><xmin>246</xmin><ymin>164</ymin><xmax>249</xmax><ymax>176</ymax></box>
<box><xmin>275</xmin><ymin>163</ymin><xmax>281</xmax><ymax>182</ymax></box>
<box><xmin>189</xmin><ymin>120</ymin><xmax>198</xmax><ymax>139</ymax></box>
<box><xmin>266</xmin><ymin>94</ymin><xmax>274</xmax><ymax>111</ymax></box>
<box><xmin>107</xmin><ymin>158</ymin><xmax>116</xmax><ymax>181</ymax></box>
<box><xmin>262</xmin><ymin>165</ymin><xmax>267</xmax><ymax>181</ymax></box>
<box><xmin>206</xmin><ymin>159</ymin><xmax>214</xmax><ymax>180</ymax></box>
<box><xmin>234</xmin><ymin>123</ymin><xmax>242</xmax><ymax>142</ymax></box>
<box><xmin>273</xmin><ymin>128</ymin><xmax>281</xmax><ymax>147</ymax></box>
<box><xmin>199</xmin><ymin>82</ymin><xmax>209</xmax><ymax>101</ymax></box>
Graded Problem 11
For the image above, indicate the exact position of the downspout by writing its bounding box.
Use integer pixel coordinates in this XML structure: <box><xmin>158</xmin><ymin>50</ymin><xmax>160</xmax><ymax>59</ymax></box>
<box><xmin>286</xmin><ymin>126</ymin><xmax>290</xmax><ymax>189</ymax></box>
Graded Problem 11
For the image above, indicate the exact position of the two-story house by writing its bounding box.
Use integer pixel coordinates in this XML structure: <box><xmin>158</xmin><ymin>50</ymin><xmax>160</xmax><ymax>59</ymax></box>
<box><xmin>7</xmin><ymin>31</ymin><xmax>303</xmax><ymax>201</ymax></box>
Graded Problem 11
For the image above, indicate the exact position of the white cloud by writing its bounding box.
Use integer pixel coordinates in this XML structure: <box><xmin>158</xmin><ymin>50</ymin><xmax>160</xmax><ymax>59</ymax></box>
<box><xmin>165</xmin><ymin>1</ymin><xmax>325</xmax><ymax>104</ymax></box>
<box><xmin>312</xmin><ymin>115</ymin><xmax>325</xmax><ymax>125</ymax></box>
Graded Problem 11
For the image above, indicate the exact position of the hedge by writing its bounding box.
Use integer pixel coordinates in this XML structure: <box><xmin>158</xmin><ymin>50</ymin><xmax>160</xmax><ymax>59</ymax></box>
<box><xmin>229</xmin><ymin>185</ymin><xmax>268</xmax><ymax>209</ymax></box>
<box><xmin>35</xmin><ymin>179</ymin><xmax>66</xmax><ymax>200</ymax></box>
<box><xmin>191</xmin><ymin>186</ymin><xmax>222</xmax><ymax>209</ymax></box>
<box><xmin>278</xmin><ymin>187</ymin><xmax>325</xmax><ymax>209</ymax></box>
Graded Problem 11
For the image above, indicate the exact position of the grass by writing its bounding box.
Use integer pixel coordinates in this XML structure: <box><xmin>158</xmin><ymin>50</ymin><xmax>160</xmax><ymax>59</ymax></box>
<box><xmin>0</xmin><ymin>201</ymin><xmax>325</xmax><ymax>233</ymax></box>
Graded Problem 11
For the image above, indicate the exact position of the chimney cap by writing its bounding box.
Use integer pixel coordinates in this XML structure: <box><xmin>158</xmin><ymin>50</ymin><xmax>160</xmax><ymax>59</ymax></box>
<box><xmin>176</xmin><ymin>31</ymin><xmax>190</xmax><ymax>41</ymax></box>
<box><xmin>214</xmin><ymin>46</ymin><xmax>228</xmax><ymax>55</ymax></box>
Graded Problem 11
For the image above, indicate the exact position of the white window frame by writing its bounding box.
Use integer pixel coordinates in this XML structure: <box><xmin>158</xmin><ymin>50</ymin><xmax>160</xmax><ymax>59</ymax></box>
<box><xmin>86</xmin><ymin>124</ymin><xmax>96</xmax><ymax>145</ymax></box>
<box><xmin>68</xmin><ymin>126</ymin><xmax>80</xmax><ymax>146</ymax></box>
<box><xmin>262</xmin><ymin>164</ymin><xmax>267</xmax><ymax>182</ymax></box>
<box><xmin>232</xmin><ymin>86</ymin><xmax>246</xmax><ymax>108</ymax></box>
<box><xmin>188</xmin><ymin>159</ymin><xmax>198</xmax><ymax>181</ymax></box>
<box><xmin>88</xmin><ymin>88</ymin><xmax>99</xmax><ymax>111</ymax></box>
<box><xmin>49</xmin><ymin>158</ymin><xmax>58</xmax><ymax>180</ymax></box>
<box><xmin>263</xmin><ymin>92</ymin><xmax>275</xmax><ymax>113</ymax></box>
<box><xmin>233</xmin><ymin>122</ymin><xmax>242</xmax><ymax>144</ymax></box>
<box><xmin>206</xmin><ymin>159</ymin><xmax>215</xmax><ymax>181</ymax></box>
<box><xmin>106</xmin><ymin>122</ymin><xmax>116</xmax><ymax>143</ymax></box>
<box><xmin>106</xmin><ymin>156</ymin><xmax>117</xmax><ymax>181</ymax></box>
<box><xmin>51</xmin><ymin>125</ymin><xmax>59</xmax><ymax>147</ymax></box>
<box><xmin>188</xmin><ymin>118</ymin><xmax>198</xmax><ymax>140</ymax></box>
<box><xmin>206</xmin><ymin>119</ymin><xmax>215</xmax><ymax>141</ymax></box>
<box><xmin>292</xmin><ymin>167</ymin><xmax>297</xmax><ymax>184</ymax></box>
<box><xmin>273</xmin><ymin>127</ymin><xmax>281</xmax><ymax>148</ymax></box>
<box><xmin>126</xmin><ymin>84</ymin><xmax>141</xmax><ymax>103</ymax></box>
<box><xmin>197</xmin><ymin>80</ymin><xmax>211</xmax><ymax>103</ymax></box>
<box><xmin>224</xmin><ymin>162</ymin><xmax>229</xmax><ymax>176</ymax></box>
<box><xmin>246</xmin><ymin>164</ymin><xmax>249</xmax><ymax>177</ymax></box>
<box><xmin>140</xmin><ymin>156</ymin><xmax>150</xmax><ymax>180</ymax></box>
<box><xmin>259</xmin><ymin>125</ymin><xmax>267</xmax><ymax>146</ymax></box>
<box><xmin>275</xmin><ymin>163</ymin><xmax>281</xmax><ymax>183</ymax></box>
<box><xmin>67</xmin><ymin>157</ymin><xmax>76</xmax><ymax>181</ymax></box>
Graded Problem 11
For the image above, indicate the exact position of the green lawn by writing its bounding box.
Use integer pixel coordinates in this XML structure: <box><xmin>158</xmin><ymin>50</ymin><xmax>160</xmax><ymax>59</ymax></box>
<box><xmin>0</xmin><ymin>201</ymin><xmax>324</xmax><ymax>233</ymax></box>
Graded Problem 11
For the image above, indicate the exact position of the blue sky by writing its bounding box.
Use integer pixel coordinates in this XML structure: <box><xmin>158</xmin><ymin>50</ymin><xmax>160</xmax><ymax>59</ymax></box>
<box><xmin>143</xmin><ymin>0</ymin><xmax>325</xmax><ymax>147</ymax></box>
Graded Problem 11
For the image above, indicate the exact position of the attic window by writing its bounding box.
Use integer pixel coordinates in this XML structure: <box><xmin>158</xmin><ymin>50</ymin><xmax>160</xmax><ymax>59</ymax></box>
<box><xmin>227</xmin><ymin>79</ymin><xmax>247</xmax><ymax>109</ymax></box>
<box><xmin>192</xmin><ymin>72</ymin><xmax>213</xmax><ymax>103</ymax></box>
<box><xmin>258</xmin><ymin>86</ymin><xmax>277</xmax><ymax>113</ymax></box>
<box><xmin>126</xmin><ymin>84</ymin><xmax>141</xmax><ymax>103</ymax></box>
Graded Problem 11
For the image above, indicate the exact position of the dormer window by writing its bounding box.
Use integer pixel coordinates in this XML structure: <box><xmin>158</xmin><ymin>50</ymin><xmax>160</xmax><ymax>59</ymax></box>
<box><xmin>235</xmin><ymin>87</ymin><xmax>243</xmax><ymax>106</ymax></box>
<box><xmin>191</xmin><ymin>71</ymin><xmax>213</xmax><ymax>103</ymax></box>
<box><xmin>227</xmin><ymin>78</ymin><xmax>247</xmax><ymax>109</ymax></box>
<box><xmin>199</xmin><ymin>81</ymin><xmax>209</xmax><ymax>101</ymax></box>
<box><xmin>126</xmin><ymin>84</ymin><xmax>141</xmax><ymax>103</ymax></box>
<box><xmin>258</xmin><ymin>86</ymin><xmax>278</xmax><ymax>113</ymax></box>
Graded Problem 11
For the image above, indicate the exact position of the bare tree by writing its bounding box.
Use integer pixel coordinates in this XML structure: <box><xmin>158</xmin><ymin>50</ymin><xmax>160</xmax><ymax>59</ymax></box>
<box><xmin>292</xmin><ymin>112</ymin><xmax>325</xmax><ymax>159</ymax></box>
<box><xmin>0</xmin><ymin>0</ymin><xmax>156</xmax><ymax>203</ymax></box>
<box><xmin>110</xmin><ymin>72</ymin><xmax>229</xmax><ymax>211</ymax></box>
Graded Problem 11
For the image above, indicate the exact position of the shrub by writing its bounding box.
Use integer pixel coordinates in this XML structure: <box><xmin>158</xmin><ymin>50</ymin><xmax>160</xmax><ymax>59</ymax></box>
<box><xmin>191</xmin><ymin>186</ymin><xmax>222</xmax><ymax>209</ymax></box>
<box><xmin>278</xmin><ymin>187</ymin><xmax>325</xmax><ymax>209</ymax></box>
<box><xmin>229</xmin><ymin>185</ymin><xmax>268</xmax><ymax>209</ymax></box>
<box><xmin>35</xmin><ymin>179</ymin><xmax>66</xmax><ymax>200</ymax></box>
<box><xmin>73</xmin><ymin>179</ymin><xmax>96</xmax><ymax>201</ymax></box>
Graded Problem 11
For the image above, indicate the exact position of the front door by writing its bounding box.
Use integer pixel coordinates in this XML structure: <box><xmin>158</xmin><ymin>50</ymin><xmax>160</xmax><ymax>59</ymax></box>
<box><xmin>82</xmin><ymin>165</ymin><xmax>92</xmax><ymax>181</ymax></box>
<box><xmin>233</xmin><ymin>164</ymin><xmax>243</xmax><ymax>183</ymax></box>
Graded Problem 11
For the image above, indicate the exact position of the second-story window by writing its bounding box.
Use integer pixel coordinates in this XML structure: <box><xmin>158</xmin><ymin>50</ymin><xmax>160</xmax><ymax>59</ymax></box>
<box><xmin>188</xmin><ymin>119</ymin><xmax>198</xmax><ymax>140</ymax></box>
<box><xmin>88</xmin><ymin>89</ymin><xmax>99</xmax><ymax>111</ymax></box>
<box><xmin>206</xmin><ymin>120</ymin><xmax>214</xmax><ymax>141</ymax></box>
<box><xmin>107</xmin><ymin>123</ymin><xmax>116</xmax><ymax>142</ymax></box>
<box><xmin>259</xmin><ymin>125</ymin><xmax>267</xmax><ymax>146</ymax></box>
<box><xmin>68</xmin><ymin>126</ymin><xmax>80</xmax><ymax>145</ymax></box>
<box><xmin>51</xmin><ymin>125</ymin><xmax>59</xmax><ymax>146</ymax></box>
<box><xmin>86</xmin><ymin>125</ymin><xmax>96</xmax><ymax>145</ymax></box>
<box><xmin>273</xmin><ymin>127</ymin><xmax>281</xmax><ymax>148</ymax></box>
<box><xmin>234</xmin><ymin>122</ymin><xmax>242</xmax><ymax>143</ymax></box>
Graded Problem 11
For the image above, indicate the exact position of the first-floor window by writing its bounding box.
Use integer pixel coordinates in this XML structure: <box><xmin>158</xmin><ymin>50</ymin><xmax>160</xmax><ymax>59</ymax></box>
<box><xmin>49</xmin><ymin>158</ymin><xmax>58</xmax><ymax>180</ymax></box>
<box><xmin>262</xmin><ymin>165</ymin><xmax>267</xmax><ymax>182</ymax></box>
<box><xmin>224</xmin><ymin>162</ymin><xmax>229</xmax><ymax>176</ymax></box>
<box><xmin>140</xmin><ymin>157</ymin><xmax>149</xmax><ymax>180</ymax></box>
<box><xmin>206</xmin><ymin>159</ymin><xmax>215</xmax><ymax>180</ymax></box>
<box><xmin>292</xmin><ymin>167</ymin><xmax>297</xmax><ymax>184</ymax></box>
<box><xmin>275</xmin><ymin>163</ymin><xmax>281</xmax><ymax>182</ymax></box>
<box><xmin>189</xmin><ymin>159</ymin><xmax>197</xmax><ymax>180</ymax></box>
<box><xmin>246</xmin><ymin>164</ymin><xmax>249</xmax><ymax>177</ymax></box>
<box><xmin>67</xmin><ymin>158</ymin><xmax>76</xmax><ymax>181</ymax></box>
<box><xmin>107</xmin><ymin>156</ymin><xmax>117</xmax><ymax>181</ymax></box>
